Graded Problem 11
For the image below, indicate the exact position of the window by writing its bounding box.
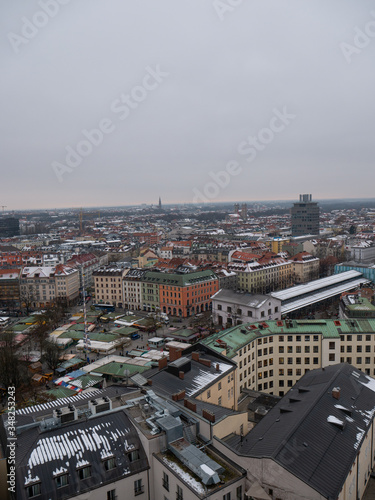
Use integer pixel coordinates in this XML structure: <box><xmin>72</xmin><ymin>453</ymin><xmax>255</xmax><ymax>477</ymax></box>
<box><xmin>223</xmin><ymin>494</ymin><xmax>231</xmax><ymax>500</ymax></box>
<box><xmin>279</xmin><ymin>346</ymin><xmax>284</xmax><ymax>353</ymax></box>
<box><xmin>128</xmin><ymin>450</ymin><xmax>140</xmax><ymax>462</ymax></box>
<box><xmin>207</xmin><ymin>390</ymin><xmax>211</xmax><ymax>399</ymax></box>
<box><xmin>347</xmin><ymin>346</ymin><xmax>352</xmax><ymax>353</ymax></box>
<box><xmin>104</xmin><ymin>457</ymin><xmax>116</xmax><ymax>471</ymax></box>
<box><xmin>163</xmin><ymin>472</ymin><xmax>169</xmax><ymax>491</ymax></box>
<box><xmin>357</xmin><ymin>346</ymin><xmax>362</xmax><ymax>353</ymax></box>
<box><xmin>313</xmin><ymin>357</ymin><xmax>319</xmax><ymax>365</ymax></box>
<box><xmin>55</xmin><ymin>474</ymin><xmax>69</xmax><ymax>488</ymax></box>
<box><xmin>357</xmin><ymin>357</ymin><xmax>362</xmax><ymax>364</ymax></box>
<box><xmin>218</xmin><ymin>396</ymin><xmax>222</xmax><ymax>405</ymax></box>
<box><xmin>366</xmin><ymin>335</ymin><xmax>371</xmax><ymax>341</ymax></box>
<box><xmin>305</xmin><ymin>346</ymin><xmax>310</xmax><ymax>353</ymax></box>
<box><xmin>358</xmin><ymin>335</ymin><xmax>362</xmax><ymax>341</ymax></box>
<box><xmin>177</xmin><ymin>485</ymin><xmax>183</xmax><ymax>500</ymax></box>
<box><xmin>27</xmin><ymin>483</ymin><xmax>41</xmax><ymax>498</ymax></box>
<box><xmin>78</xmin><ymin>466</ymin><xmax>91</xmax><ymax>480</ymax></box>
<box><xmin>218</xmin><ymin>382</ymin><xmax>222</xmax><ymax>390</ymax></box>
<box><xmin>347</xmin><ymin>335</ymin><xmax>352</xmax><ymax>341</ymax></box>
<box><xmin>107</xmin><ymin>490</ymin><xmax>116</xmax><ymax>500</ymax></box>
<box><xmin>134</xmin><ymin>479</ymin><xmax>144</xmax><ymax>496</ymax></box>
<box><xmin>313</xmin><ymin>335</ymin><xmax>319</xmax><ymax>341</ymax></box>
<box><xmin>329</xmin><ymin>354</ymin><xmax>335</xmax><ymax>362</ymax></box>
<box><xmin>227</xmin><ymin>306</ymin><xmax>232</xmax><ymax>313</ymax></box>
<box><xmin>287</xmin><ymin>336</ymin><xmax>292</xmax><ymax>342</ymax></box>
<box><xmin>279</xmin><ymin>380</ymin><xmax>284</xmax><ymax>387</ymax></box>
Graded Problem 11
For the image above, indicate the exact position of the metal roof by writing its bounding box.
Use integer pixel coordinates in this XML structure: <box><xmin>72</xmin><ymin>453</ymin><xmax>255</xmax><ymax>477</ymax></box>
<box><xmin>271</xmin><ymin>270</ymin><xmax>363</xmax><ymax>301</ymax></box>
<box><xmin>218</xmin><ymin>363</ymin><xmax>375</xmax><ymax>499</ymax></box>
<box><xmin>280</xmin><ymin>277</ymin><xmax>369</xmax><ymax>314</ymax></box>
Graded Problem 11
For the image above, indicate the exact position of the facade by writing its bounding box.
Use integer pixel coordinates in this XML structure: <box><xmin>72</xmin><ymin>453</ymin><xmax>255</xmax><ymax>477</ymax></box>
<box><xmin>211</xmin><ymin>288</ymin><xmax>281</xmax><ymax>327</ymax></box>
<box><xmin>351</xmin><ymin>243</ymin><xmax>375</xmax><ymax>264</ymax></box>
<box><xmin>0</xmin><ymin>217</ymin><xmax>19</xmax><ymax>237</ymax></box>
<box><xmin>66</xmin><ymin>252</ymin><xmax>104</xmax><ymax>291</ymax></box>
<box><xmin>123</xmin><ymin>268</ymin><xmax>146</xmax><ymax>310</ymax></box>
<box><xmin>235</xmin><ymin>256</ymin><xmax>293</xmax><ymax>294</ymax></box>
<box><xmin>0</xmin><ymin>268</ymin><xmax>21</xmax><ymax>309</ymax></box>
<box><xmin>145</xmin><ymin>270</ymin><xmax>219</xmax><ymax>318</ymax></box>
<box><xmin>19</xmin><ymin>265</ymin><xmax>79</xmax><ymax>308</ymax></box>
<box><xmin>335</xmin><ymin>261</ymin><xmax>375</xmax><ymax>283</ymax></box>
<box><xmin>142</xmin><ymin>270</ymin><xmax>160</xmax><ymax>312</ymax></box>
<box><xmin>291</xmin><ymin>193</ymin><xmax>320</xmax><ymax>237</ymax></box>
<box><xmin>202</xmin><ymin>318</ymin><xmax>375</xmax><ymax>398</ymax></box>
<box><xmin>93</xmin><ymin>267</ymin><xmax>128</xmax><ymax>307</ymax></box>
<box><xmin>291</xmin><ymin>251</ymin><xmax>320</xmax><ymax>283</ymax></box>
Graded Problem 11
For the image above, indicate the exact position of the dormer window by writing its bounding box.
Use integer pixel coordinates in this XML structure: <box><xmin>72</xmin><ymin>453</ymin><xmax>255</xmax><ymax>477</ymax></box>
<box><xmin>103</xmin><ymin>457</ymin><xmax>116</xmax><ymax>471</ymax></box>
<box><xmin>77</xmin><ymin>465</ymin><xmax>91</xmax><ymax>480</ymax></box>
<box><xmin>26</xmin><ymin>483</ymin><xmax>41</xmax><ymax>498</ymax></box>
<box><xmin>55</xmin><ymin>473</ymin><xmax>69</xmax><ymax>488</ymax></box>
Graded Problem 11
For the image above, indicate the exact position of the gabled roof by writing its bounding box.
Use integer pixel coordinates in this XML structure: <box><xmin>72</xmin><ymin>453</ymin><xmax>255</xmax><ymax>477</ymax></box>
<box><xmin>220</xmin><ymin>364</ymin><xmax>375</xmax><ymax>499</ymax></box>
<box><xmin>15</xmin><ymin>408</ymin><xmax>149</xmax><ymax>500</ymax></box>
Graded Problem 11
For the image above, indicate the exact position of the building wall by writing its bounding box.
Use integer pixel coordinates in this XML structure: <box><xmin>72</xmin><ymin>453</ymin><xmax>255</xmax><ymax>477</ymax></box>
<box><xmin>194</xmin><ymin>370</ymin><xmax>236</xmax><ymax>410</ymax></box>
<box><xmin>212</xmin><ymin>296</ymin><xmax>281</xmax><ymax>327</ymax></box>
<box><xmin>213</xmin><ymin>413</ymin><xmax>249</xmax><ymax>440</ymax></box>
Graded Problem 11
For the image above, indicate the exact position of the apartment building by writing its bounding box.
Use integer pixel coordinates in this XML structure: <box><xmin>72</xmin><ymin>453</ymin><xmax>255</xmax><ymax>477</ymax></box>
<box><xmin>213</xmin><ymin>363</ymin><xmax>375</xmax><ymax>500</ymax></box>
<box><xmin>123</xmin><ymin>268</ymin><xmax>146</xmax><ymax>310</ymax></box>
<box><xmin>203</xmin><ymin>318</ymin><xmax>375</xmax><ymax>398</ymax></box>
<box><xmin>93</xmin><ymin>267</ymin><xmax>128</xmax><ymax>307</ymax></box>
<box><xmin>20</xmin><ymin>265</ymin><xmax>79</xmax><ymax>308</ymax></box>
<box><xmin>291</xmin><ymin>251</ymin><xmax>320</xmax><ymax>283</ymax></box>
<box><xmin>235</xmin><ymin>255</ymin><xmax>293</xmax><ymax>294</ymax></box>
<box><xmin>144</xmin><ymin>270</ymin><xmax>219</xmax><ymax>318</ymax></box>
<box><xmin>0</xmin><ymin>268</ymin><xmax>21</xmax><ymax>308</ymax></box>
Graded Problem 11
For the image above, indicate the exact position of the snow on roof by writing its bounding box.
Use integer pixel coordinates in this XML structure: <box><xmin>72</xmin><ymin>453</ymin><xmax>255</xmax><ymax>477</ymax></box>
<box><xmin>327</xmin><ymin>415</ymin><xmax>344</xmax><ymax>426</ymax></box>
<box><xmin>27</xmin><ymin>422</ymin><xmax>131</xmax><ymax>470</ymax></box>
<box><xmin>163</xmin><ymin>457</ymin><xmax>205</xmax><ymax>495</ymax></box>
<box><xmin>186</xmin><ymin>362</ymin><xmax>232</xmax><ymax>397</ymax></box>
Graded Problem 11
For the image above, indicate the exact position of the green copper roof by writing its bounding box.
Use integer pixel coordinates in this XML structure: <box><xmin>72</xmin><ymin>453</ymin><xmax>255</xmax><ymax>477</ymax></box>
<box><xmin>143</xmin><ymin>270</ymin><xmax>217</xmax><ymax>287</ymax></box>
<box><xmin>202</xmin><ymin>319</ymin><xmax>375</xmax><ymax>358</ymax></box>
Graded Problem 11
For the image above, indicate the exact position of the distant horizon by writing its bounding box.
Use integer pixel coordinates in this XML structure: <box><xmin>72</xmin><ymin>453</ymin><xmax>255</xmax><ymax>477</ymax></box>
<box><xmin>4</xmin><ymin>196</ymin><xmax>375</xmax><ymax>213</ymax></box>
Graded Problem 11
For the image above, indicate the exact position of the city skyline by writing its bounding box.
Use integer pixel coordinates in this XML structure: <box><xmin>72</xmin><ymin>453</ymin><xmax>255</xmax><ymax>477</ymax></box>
<box><xmin>1</xmin><ymin>1</ymin><xmax>375</xmax><ymax>209</ymax></box>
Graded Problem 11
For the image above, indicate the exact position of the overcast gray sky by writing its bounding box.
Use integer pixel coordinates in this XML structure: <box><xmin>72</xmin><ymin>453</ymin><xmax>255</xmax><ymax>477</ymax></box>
<box><xmin>1</xmin><ymin>0</ymin><xmax>375</xmax><ymax>210</ymax></box>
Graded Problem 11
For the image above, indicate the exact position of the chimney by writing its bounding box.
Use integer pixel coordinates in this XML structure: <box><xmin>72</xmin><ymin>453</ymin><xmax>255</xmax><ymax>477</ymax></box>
<box><xmin>202</xmin><ymin>409</ymin><xmax>216</xmax><ymax>423</ymax></box>
<box><xmin>184</xmin><ymin>399</ymin><xmax>197</xmax><ymax>412</ymax></box>
<box><xmin>169</xmin><ymin>346</ymin><xmax>182</xmax><ymax>362</ymax></box>
<box><xmin>216</xmin><ymin>363</ymin><xmax>220</xmax><ymax>371</ymax></box>
<box><xmin>147</xmin><ymin>379</ymin><xmax>153</xmax><ymax>386</ymax></box>
<box><xmin>192</xmin><ymin>352</ymin><xmax>200</xmax><ymax>362</ymax></box>
<box><xmin>332</xmin><ymin>387</ymin><xmax>340</xmax><ymax>400</ymax></box>
<box><xmin>172</xmin><ymin>390</ymin><xmax>185</xmax><ymax>401</ymax></box>
<box><xmin>158</xmin><ymin>356</ymin><xmax>168</xmax><ymax>371</ymax></box>
<box><xmin>198</xmin><ymin>358</ymin><xmax>211</xmax><ymax>368</ymax></box>
<box><xmin>179</xmin><ymin>371</ymin><xmax>184</xmax><ymax>380</ymax></box>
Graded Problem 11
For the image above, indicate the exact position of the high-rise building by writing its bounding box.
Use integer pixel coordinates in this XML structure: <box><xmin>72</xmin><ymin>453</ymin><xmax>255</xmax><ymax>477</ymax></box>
<box><xmin>0</xmin><ymin>217</ymin><xmax>19</xmax><ymax>237</ymax></box>
<box><xmin>291</xmin><ymin>194</ymin><xmax>320</xmax><ymax>236</ymax></box>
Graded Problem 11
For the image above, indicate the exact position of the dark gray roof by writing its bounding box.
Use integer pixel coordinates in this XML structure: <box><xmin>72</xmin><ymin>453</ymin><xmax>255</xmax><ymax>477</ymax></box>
<box><xmin>212</xmin><ymin>289</ymin><xmax>274</xmax><ymax>308</ymax></box>
<box><xmin>175</xmin><ymin>397</ymin><xmax>239</xmax><ymax>423</ymax></box>
<box><xmin>219</xmin><ymin>363</ymin><xmax>375</xmax><ymax>500</ymax></box>
<box><xmin>15</xmin><ymin>408</ymin><xmax>149</xmax><ymax>500</ymax></box>
<box><xmin>144</xmin><ymin>351</ymin><xmax>235</xmax><ymax>399</ymax></box>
